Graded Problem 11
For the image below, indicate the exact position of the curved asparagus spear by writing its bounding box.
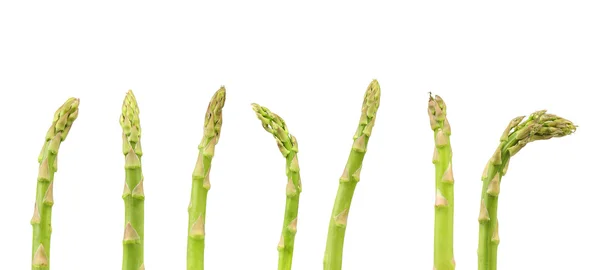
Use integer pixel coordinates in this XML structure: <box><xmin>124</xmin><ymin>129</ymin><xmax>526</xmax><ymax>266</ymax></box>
<box><xmin>120</xmin><ymin>90</ymin><xmax>145</xmax><ymax>270</ymax></box>
<box><xmin>323</xmin><ymin>80</ymin><xmax>381</xmax><ymax>270</ymax></box>
<box><xmin>428</xmin><ymin>94</ymin><xmax>455</xmax><ymax>270</ymax></box>
<box><xmin>477</xmin><ymin>111</ymin><xmax>576</xmax><ymax>270</ymax></box>
<box><xmin>252</xmin><ymin>103</ymin><xmax>301</xmax><ymax>270</ymax></box>
<box><xmin>187</xmin><ymin>87</ymin><xmax>226</xmax><ymax>270</ymax></box>
<box><xmin>31</xmin><ymin>97</ymin><xmax>79</xmax><ymax>270</ymax></box>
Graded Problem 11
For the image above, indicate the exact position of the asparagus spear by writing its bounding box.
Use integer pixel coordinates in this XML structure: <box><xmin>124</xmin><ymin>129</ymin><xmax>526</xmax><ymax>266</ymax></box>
<box><xmin>252</xmin><ymin>103</ymin><xmax>302</xmax><ymax>270</ymax></box>
<box><xmin>428</xmin><ymin>94</ymin><xmax>455</xmax><ymax>270</ymax></box>
<box><xmin>477</xmin><ymin>110</ymin><xmax>576</xmax><ymax>270</ymax></box>
<box><xmin>120</xmin><ymin>90</ymin><xmax>145</xmax><ymax>270</ymax></box>
<box><xmin>187</xmin><ymin>87</ymin><xmax>226</xmax><ymax>270</ymax></box>
<box><xmin>323</xmin><ymin>80</ymin><xmax>381</xmax><ymax>270</ymax></box>
<box><xmin>31</xmin><ymin>97</ymin><xmax>80</xmax><ymax>270</ymax></box>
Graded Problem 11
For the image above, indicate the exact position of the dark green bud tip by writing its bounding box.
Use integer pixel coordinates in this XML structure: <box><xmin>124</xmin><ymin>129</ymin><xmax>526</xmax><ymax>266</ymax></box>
<box><xmin>364</xmin><ymin>79</ymin><xmax>381</xmax><ymax>118</ymax></box>
<box><xmin>512</xmin><ymin>110</ymin><xmax>576</xmax><ymax>146</ymax></box>
<box><xmin>121</xmin><ymin>90</ymin><xmax>141</xmax><ymax>141</ymax></box>
<box><xmin>251</xmin><ymin>103</ymin><xmax>295</xmax><ymax>154</ymax></box>
<box><xmin>204</xmin><ymin>87</ymin><xmax>226</xmax><ymax>139</ymax></box>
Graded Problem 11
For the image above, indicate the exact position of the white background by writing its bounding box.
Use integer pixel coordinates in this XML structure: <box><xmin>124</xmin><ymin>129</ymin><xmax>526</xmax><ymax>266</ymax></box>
<box><xmin>0</xmin><ymin>1</ymin><xmax>598</xmax><ymax>269</ymax></box>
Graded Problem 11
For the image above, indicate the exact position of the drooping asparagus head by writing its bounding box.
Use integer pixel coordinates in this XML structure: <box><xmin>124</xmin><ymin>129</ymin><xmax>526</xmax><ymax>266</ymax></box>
<box><xmin>42</xmin><ymin>98</ymin><xmax>80</xmax><ymax>158</ymax></box>
<box><xmin>503</xmin><ymin>110</ymin><xmax>576</xmax><ymax>156</ymax></box>
<box><xmin>251</xmin><ymin>103</ymin><xmax>298</xmax><ymax>158</ymax></box>
<box><xmin>32</xmin><ymin>97</ymin><xmax>79</xmax><ymax>269</ymax></box>
<box><xmin>251</xmin><ymin>103</ymin><xmax>301</xmax><ymax>270</ymax></box>
<box><xmin>477</xmin><ymin>110</ymin><xmax>576</xmax><ymax>270</ymax></box>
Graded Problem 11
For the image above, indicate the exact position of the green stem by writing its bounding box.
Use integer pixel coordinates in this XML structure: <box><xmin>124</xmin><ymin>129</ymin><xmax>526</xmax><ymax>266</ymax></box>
<box><xmin>323</xmin><ymin>80</ymin><xmax>380</xmax><ymax>270</ymax></box>
<box><xmin>478</xmin><ymin>163</ymin><xmax>502</xmax><ymax>270</ymax></box>
<box><xmin>31</xmin><ymin>98</ymin><xmax>80</xmax><ymax>270</ymax></box>
<box><xmin>187</xmin><ymin>154</ymin><xmax>209</xmax><ymax>270</ymax></box>
<box><xmin>477</xmin><ymin>111</ymin><xmax>576</xmax><ymax>270</ymax></box>
<box><xmin>278</xmin><ymin>147</ymin><xmax>300</xmax><ymax>270</ymax></box>
<box><xmin>323</xmin><ymin>149</ymin><xmax>365</xmax><ymax>270</ymax></box>
<box><xmin>252</xmin><ymin>103</ymin><xmax>302</xmax><ymax>270</ymax></box>
<box><xmin>187</xmin><ymin>87</ymin><xmax>226</xmax><ymax>270</ymax></box>
<box><xmin>121</xmin><ymin>90</ymin><xmax>145</xmax><ymax>270</ymax></box>
<box><xmin>429</xmin><ymin>94</ymin><xmax>455</xmax><ymax>270</ymax></box>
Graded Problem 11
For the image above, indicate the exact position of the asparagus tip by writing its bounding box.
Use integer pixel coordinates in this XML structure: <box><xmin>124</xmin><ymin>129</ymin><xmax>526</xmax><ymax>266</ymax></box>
<box><xmin>206</xmin><ymin>86</ymin><xmax>226</xmax><ymax>120</ymax></box>
<box><xmin>507</xmin><ymin>110</ymin><xmax>577</xmax><ymax>155</ymax></box>
<box><xmin>251</xmin><ymin>103</ymin><xmax>294</xmax><ymax>152</ymax></box>
<box><xmin>363</xmin><ymin>79</ymin><xmax>381</xmax><ymax>118</ymax></box>
<box><xmin>121</xmin><ymin>90</ymin><xmax>141</xmax><ymax>144</ymax></box>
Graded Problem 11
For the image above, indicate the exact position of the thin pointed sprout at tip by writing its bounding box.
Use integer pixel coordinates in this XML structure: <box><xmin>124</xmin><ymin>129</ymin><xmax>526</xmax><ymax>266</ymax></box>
<box><xmin>187</xmin><ymin>86</ymin><xmax>226</xmax><ymax>270</ymax></box>
<box><xmin>429</xmin><ymin>93</ymin><xmax>455</xmax><ymax>270</ymax></box>
<box><xmin>252</xmin><ymin>103</ymin><xmax>302</xmax><ymax>270</ymax></box>
<box><xmin>323</xmin><ymin>79</ymin><xmax>380</xmax><ymax>270</ymax></box>
<box><xmin>477</xmin><ymin>110</ymin><xmax>576</xmax><ymax>270</ymax></box>
<box><xmin>121</xmin><ymin>90</ymin><xmax>145</xmax><ymax>270</ymax></box>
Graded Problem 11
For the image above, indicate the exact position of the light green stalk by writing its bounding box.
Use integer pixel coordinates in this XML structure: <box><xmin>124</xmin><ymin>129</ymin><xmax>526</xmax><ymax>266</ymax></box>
<box><xmin>31</xmin><ymin>97</ymin><xmax>80</xmax><ymax>270</ymax></box>
<box><xmin>187</xmin><ymin>87</ymin><xmax>226</xmax><ymax>270</ymax></box>
<box><xmin>429</xmin><ymin>94</ymin><xmax>455</xmax><ymax>270</ymax></box>
<box><xmin>252</xmin><ymin>103</ymin><xmax>301</xmax><ymax>270</ymax></box>
<box><xmin>323</xmin><ymin>80</ymin><xmax>381</xmax><ymax>270</ymax></box>
<box><xmin>477</xmin><ymin>111</ymin><xmax>576</xmax><ymax>270</ymax></box>
<box><xmin>120</xmin><ymin>90</ymin><xmax>145</xmax><ymax>270</ymax></box>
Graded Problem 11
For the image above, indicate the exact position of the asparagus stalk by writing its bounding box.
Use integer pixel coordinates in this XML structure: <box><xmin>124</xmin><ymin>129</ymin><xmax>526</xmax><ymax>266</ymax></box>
<box><xmin>31</xmin><ymin>97</ymin><xmax>80</xmax><ymax>270</ymax></box>
<box><xmin>120</xmin><ymin>90</ymin><xmax>145</xmax><ymax>270</ymax></box>
<box><xmin>323</xmin><ymin>80</ymin><xmax>381</xmax><ymax>270</ymax></box>
<box><xmin>252</xmin><ymin>103</ymin><xmax>302</xmax><ymax>270</ymax></box>
<box><xmin>477</xmin><ymin>110</ymin><xmax>576</xmax><ymax>270</ymax></box>
<box><xmin>428</xmin><ymin>94</ymin><xmax>455</xmax><ymax>270</ymax></box>
<box><xmin>187</xmin><ymin>87</ymin><xmax>226</xmax><ymax>270</ymax></box>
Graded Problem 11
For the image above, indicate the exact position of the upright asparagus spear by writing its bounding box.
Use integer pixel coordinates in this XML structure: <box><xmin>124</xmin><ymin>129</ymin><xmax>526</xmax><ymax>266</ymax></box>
<box><xmin>428</xmin><ymin>94</ymin><xmax>455</xmax><ymax>270</ymax></box>
<box><xmin>187</xmin><ymin>87</ymin><xmax>226</xmax><ymax>270</ymax></box>
<box><xmin>120</xmin><ymin>90</ymin><xmax>145</xmax><ymax>270</ymax></box>
<box><xmin>252</xmin><ymin>103</ymin><xmax>302</xmax><ymax>270</ymax></box>
<box><xmin>31</xmin><ymin>97</ymin><xmax>79</xmax><ymax>270</ymax></box>
<box><xmin>477</xmin><ymin>110</ymin><xmax>576</xmax><ymax>270</ymax></box>
<box><xmin>323</xmin><ymin>80</ymin><xmax>381</xmax><ymax>270</ymax></box>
